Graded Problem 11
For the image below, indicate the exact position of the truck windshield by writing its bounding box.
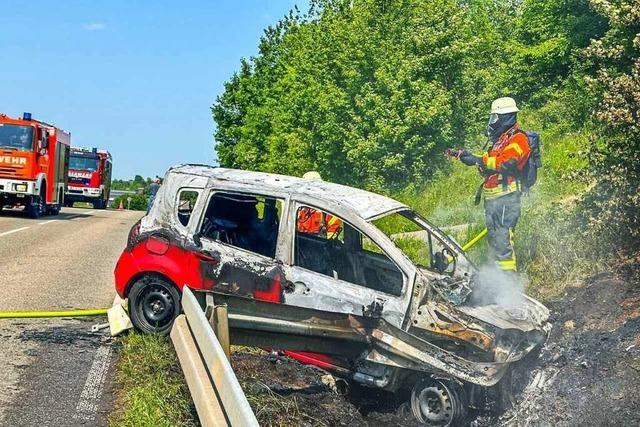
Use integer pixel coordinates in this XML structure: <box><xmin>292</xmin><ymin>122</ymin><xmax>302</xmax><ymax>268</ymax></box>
<box><xmin>70</xmin><ymin>156</ymin><xmax>99</xmax><ymax>171</ymax></box>
<box><xmin>0</xmin><ymin>125</ymin><xmax>34</xmax><ymax>151</ymax></box>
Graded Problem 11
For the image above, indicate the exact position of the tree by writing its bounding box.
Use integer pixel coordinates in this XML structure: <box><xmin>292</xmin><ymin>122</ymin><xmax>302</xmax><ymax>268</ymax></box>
<box><xmin>580</xmin><ymin>0</ymin><xmax>640</xmax><ymax>249</ymax></box>
<box><xmin>212</xmin><ymin>0</ymin><xmax>505</xmax><ymax>190</ymax></box>
<box><xmin>497</xmin><ymin>0</ymin><xmax>607</xmax><ymax>107</ymax></box>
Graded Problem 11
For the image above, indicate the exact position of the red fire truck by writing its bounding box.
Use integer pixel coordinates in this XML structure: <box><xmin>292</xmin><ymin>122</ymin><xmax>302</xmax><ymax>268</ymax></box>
<box><xmin>0</xmin><ymin>113</ymin><xmax>70</xmax><ymax>218</ymax></box>
<box><xmin>65</xmin><ymin>147</ymin><xmax>112</xmax><ymax>209</ymax></box>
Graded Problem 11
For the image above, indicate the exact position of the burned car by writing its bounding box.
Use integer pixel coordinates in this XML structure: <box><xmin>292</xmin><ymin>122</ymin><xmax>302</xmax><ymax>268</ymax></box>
<box><xmin>114</xmin><ymin>165</ymin><xmax>550</xmax><ymax>425</ymax></box>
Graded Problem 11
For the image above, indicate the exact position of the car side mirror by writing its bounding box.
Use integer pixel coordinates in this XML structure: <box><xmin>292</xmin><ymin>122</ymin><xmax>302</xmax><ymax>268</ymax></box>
<box><xmin>433</xmin><ymin>251</ymin><xmax>450</xmax><ymax>273</ymax></box>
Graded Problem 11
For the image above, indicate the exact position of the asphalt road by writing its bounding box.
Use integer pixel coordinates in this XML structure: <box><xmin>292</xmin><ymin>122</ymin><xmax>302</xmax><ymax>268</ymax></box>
<box><xmin>0</xmin><ymin>206</ymin><xmax>143</xmax><ymax>426</ymax></box>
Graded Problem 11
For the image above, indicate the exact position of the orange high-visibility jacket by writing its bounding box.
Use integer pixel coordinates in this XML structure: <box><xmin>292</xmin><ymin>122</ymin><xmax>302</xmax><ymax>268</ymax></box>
<box><xmin>481</xmin><ymin>126</ymin><xmax>530</xmax><ymax>199</ymax></box>
<box><xmin>297</xmin><ymin>208</ymin><xmax>342</xmax><ymax>238</ymax></box>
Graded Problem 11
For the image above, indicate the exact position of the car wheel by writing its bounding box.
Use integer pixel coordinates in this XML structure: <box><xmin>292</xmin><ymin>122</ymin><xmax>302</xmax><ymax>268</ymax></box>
<box><xmin>410</xmin><ymin>378</ymin><xmax>467</xmax><ymax>426</ymax></box>
<box><xmin>128</xmin><ymin>276</ymin><xmax>181</xmax><ymax>335</ymax></box>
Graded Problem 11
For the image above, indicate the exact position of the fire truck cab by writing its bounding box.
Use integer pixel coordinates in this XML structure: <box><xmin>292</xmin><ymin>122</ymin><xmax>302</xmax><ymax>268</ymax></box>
<box><xmin>65</xmin><ymin>147</ymin><xmax>112</xmax><ymax>209</ymax></box>
<box><xmin>0</xmin><ymin>113</ymin><xmax>70</xmax><ymax>218</ymax></box>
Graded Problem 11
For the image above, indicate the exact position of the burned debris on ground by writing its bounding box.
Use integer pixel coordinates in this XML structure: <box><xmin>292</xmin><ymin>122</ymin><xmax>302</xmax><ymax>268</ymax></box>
<box><xmin>495</xmin><ymin>269</ymin><xmax>640</xmax><ymax>427</ymax></box>
<box><xmin>232</xmin><ymin>348</ymin><xmax>420</xmax><ymax>427</ymax></box>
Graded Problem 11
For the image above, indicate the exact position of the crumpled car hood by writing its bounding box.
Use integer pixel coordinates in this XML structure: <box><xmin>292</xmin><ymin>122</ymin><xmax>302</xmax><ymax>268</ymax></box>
<box><xmin>456</xmin><ymin>295</ymin><xmax>550</xmax><ymax>332</ymax></box>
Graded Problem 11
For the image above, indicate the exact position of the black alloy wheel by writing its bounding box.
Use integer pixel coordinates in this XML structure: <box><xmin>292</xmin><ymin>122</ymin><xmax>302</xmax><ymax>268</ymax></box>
<box><xmin>129</xmin><ymin>276</ymin><xmax>181</xmax><ymax>335</ymax></box>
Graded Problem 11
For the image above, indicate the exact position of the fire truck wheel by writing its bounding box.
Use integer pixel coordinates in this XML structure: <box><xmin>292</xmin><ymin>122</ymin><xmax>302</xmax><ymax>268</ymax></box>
<box><xmin>26</xmin><ymin>195</ymin><xmax>44</xmax><ymax>219</ymax></box>
<box><xmin>128</xmin><ymin>276</ymin><xmax>181</xmax><ymax>335</ymax></box>
<box><xmin>50</xmin><ymin>190</ymin><xmax>63</xmax><ymax>215</ymax></box>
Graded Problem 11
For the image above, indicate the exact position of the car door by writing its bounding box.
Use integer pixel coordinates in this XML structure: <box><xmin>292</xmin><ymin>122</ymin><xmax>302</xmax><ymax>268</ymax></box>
<box><xmin>194</xmin><ymin>190</ymin><xmax>286</xmax><ymax>302</ymax></box>
<box><xmin>281</xmin><ymin>201</ymin><xmax>411</xmax><ymax>328</ymax></box>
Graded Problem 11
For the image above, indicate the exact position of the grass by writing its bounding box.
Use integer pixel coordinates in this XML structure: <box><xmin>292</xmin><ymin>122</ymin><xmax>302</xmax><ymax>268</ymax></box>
<box><xmin>110</xmin><ymin>333</ymin><xmax>198</xmax><ymax>427</ymax></box>
<box><xmin>110</xmin><ymin>336</ymin><xmax>313</xmax><ymax>427</ymax></box>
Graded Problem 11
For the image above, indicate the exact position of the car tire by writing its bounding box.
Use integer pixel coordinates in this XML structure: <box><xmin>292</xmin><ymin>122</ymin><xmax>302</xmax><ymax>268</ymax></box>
<box><xmin>128</xmin><ymin>275</ymin><xmax>181</xmax><ymax>335</ymax></box>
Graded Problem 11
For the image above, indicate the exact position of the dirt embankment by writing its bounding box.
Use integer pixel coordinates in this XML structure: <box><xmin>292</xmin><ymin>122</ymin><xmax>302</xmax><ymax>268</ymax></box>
<box><xmin>233</xmin><ymin>267</ymin><xmax>640</xmax><ymax>427</ymax></box>
<box><xmin>499</xmin><ymin>268</ymin><xmax>640</xmax><ymax>426</ymax></box>
<box><xmin>233</xmin><ymin>350</ymin><xmax>419</xmax><ymax>426</ymax></box>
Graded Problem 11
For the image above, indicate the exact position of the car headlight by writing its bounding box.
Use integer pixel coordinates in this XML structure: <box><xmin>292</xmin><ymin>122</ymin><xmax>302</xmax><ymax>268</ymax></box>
<box><xmin>14</xmin><ymin>184</ymin><xmax>27</xmax><ymax>192</ymax></box>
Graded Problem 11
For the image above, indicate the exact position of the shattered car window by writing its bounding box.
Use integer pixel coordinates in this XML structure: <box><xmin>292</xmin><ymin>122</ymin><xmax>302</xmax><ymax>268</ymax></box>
<box><xmin>200</xmin><ymin>192</ymin><xmax>282</xmax><ymax>258</ymax></box>
<box><xmin>373</xmin><ymin>210</ymin><xmax>456</xmax><ymax>275</ymax></box>
<box><xmin>295</xmin><ymin>206</ymin><xmax>404</xmax><ymax>296</ymax></box>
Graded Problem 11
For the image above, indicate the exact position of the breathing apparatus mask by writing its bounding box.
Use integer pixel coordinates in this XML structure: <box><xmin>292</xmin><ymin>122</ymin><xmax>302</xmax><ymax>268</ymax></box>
<box><xmin>486</xmin><ymin>112</ymin><xmax>517</xmax><ymax>142</ymax></box>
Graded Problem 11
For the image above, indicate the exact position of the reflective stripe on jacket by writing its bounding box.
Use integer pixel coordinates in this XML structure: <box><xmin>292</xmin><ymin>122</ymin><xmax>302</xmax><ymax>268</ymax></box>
<box><xmin>481</xmin><ymin>126</ymin><xmax>530</xmax><ymax>199</ymax></box>
<box><xmin>297</xmin><ymin>208</ymin><xmax>342</xmax><ymax>237</ymax></box>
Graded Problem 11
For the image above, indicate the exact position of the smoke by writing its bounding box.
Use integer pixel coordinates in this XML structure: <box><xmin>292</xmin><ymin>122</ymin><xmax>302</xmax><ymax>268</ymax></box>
<box><xmin>470</xmin><ymin>264</ymin><xmax>527</xmax><ymax>308</ymax></box>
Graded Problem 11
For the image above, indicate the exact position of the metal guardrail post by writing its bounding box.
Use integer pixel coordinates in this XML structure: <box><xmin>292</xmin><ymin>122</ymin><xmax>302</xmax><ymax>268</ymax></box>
<box><xmin>203</xmin><ymin>293</ymin><xmax>230</xmax><ymax>360</ymax></box>
<box><xmin>214</xmin><ymin>305</ymin><xmax>231</xmax><ymax>361</ymax></box>
<box><xmin>181</xmin><ymin>287</ymin><xmax>259</xmax><ymax>427</ymax></box>
<box><xmin>170</xmin><ymin>315</ymin><xmax>228</xmax><ymax>427</ymax></box>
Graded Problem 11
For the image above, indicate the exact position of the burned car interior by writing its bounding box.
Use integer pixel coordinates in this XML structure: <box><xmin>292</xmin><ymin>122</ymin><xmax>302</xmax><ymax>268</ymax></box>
<box><xmin>294</xmin><ymin>206</ymin><xmax>404</xmax><ymax>296</ymax></box>
<box><xmin>200</xmin><ymin>192</ymin><xmax>281</xmax><ymax>259</ymax></box>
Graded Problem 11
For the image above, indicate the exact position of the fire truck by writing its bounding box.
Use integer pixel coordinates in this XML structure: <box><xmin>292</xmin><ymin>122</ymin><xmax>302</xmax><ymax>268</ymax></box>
<box><xmin>0</xmin><ymin>113</ymin><xmax>70</xmax><ymax>218</ymax></box>
<box><xmin>65</xmin><ymin>147</ymin><xmax>112</xmax><ymax>209</ymax></box>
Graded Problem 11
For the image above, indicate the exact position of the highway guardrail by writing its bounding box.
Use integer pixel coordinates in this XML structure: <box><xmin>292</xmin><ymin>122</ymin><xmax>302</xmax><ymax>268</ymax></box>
<box><xmin>170</xmin><ymin>287</ymin><xmax>258</xmax><ymax>427</ymax></box>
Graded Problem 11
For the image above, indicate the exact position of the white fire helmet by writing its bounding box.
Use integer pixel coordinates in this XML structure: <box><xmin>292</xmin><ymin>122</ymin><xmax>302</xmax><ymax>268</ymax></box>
<box><xmin>490</xmin><ymin>97</ymin><xmax>520</xmax><ymax>115</ymax></box>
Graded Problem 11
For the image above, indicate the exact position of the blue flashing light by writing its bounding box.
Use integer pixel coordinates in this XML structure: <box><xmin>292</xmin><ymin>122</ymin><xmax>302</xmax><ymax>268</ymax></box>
<box><xmin>23</xmin><ymin>112</ymin><xmax>32</xmax><ymax>121</ymax></box>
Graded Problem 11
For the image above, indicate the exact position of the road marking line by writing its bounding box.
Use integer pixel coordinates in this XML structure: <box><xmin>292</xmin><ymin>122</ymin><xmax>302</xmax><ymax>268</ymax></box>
<box><xmin>73</xmin><ymin>345</ymin><xmax>112</xmax><ymax>422</ymax></box>
<box><xmin>0</xmin><ymin>226</ymin><xmax>30</xmax><ymax>237</ymax></box>
<box><xmin>84</xmin><ymin>210</ymin><xmax>95</xmax><ymax>215</ymax></box>
<box><xmin>38</xmin><ymin>220</ymin><xmax>58</xmax><ymax>225</ymax></box>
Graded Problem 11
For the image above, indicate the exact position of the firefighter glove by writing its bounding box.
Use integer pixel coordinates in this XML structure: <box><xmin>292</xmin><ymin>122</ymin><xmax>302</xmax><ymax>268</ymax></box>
<box><xmin>445</xmin><ymin>148</ymin><xmax>463</xmax><ymax>158</ymax></box>
<box><xmin>459</xmin><ymin>150</ymin><xmax>481</xmax><ymax>166</ymax></box>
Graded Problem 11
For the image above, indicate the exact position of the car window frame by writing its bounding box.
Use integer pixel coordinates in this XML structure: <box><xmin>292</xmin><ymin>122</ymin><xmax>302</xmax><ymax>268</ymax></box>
<box><xmin>175</xmin><ymin>187</ymin><xmax>203</xmax><ymax>228</ymax></box>
<box><xmin>195</xmin><ymin>189</ymin><xmax>288</xmax><ymax>262</ymax></box>
<box><xmin>289</xmin><ymin>200</ymin><xmax>408</xmax><ymax>297</ymax></box>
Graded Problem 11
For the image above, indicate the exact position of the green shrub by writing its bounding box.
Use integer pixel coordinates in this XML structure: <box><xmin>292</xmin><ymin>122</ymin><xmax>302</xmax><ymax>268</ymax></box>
<box><xmin>113</xmin><ymin>194</ymin><xmax>148</xmax><ymax>211</ymax></box>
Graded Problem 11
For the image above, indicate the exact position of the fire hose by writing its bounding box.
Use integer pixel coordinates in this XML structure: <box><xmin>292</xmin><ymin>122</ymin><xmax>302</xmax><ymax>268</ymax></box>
<box><xmin>0</xmin><ymin>308</ymin><xmax>109</xmax><ymax>319</ymax></box>
<box><xmin>461</xmin><ymin>227</ymin><xmax>488</xmax><ymax>252</ymax></box>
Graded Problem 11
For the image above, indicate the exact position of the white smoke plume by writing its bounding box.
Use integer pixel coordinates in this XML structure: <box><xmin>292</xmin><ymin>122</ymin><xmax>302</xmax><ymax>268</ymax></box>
<box><xmin>470</xmin><ymin>264</ymin><xmax>526</xmax><ymax>308</ymax></box>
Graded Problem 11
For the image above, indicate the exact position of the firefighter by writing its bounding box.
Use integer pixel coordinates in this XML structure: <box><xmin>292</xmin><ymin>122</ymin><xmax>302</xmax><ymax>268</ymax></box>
<box><xmin>448</xmin><ymin>97</ymin><xmax>530</xmax><ymax>272</ymax></box>
<box><xmin>297</xmin><ymin>171</ymin><xmax>342</xmax><ymax>238</ymax></box>
<box><xmin>147</xmin><ymin>177</ymin><xmax>161</xmax><ymax>213</ymax></box>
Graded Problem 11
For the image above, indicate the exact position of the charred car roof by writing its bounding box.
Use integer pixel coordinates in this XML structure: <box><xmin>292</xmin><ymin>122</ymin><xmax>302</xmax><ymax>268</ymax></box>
<box><xmin>167</xmin><ymin>164</ymin><xmax>407</xmax><ymax>221</ymax></box>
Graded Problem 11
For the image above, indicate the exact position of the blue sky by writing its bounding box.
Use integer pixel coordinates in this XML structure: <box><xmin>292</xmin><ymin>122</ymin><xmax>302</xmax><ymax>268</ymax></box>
<box><xmin>0</xmin><ymin>1</ymin><xmax>308</xmax><ymax>179</ymax></box>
